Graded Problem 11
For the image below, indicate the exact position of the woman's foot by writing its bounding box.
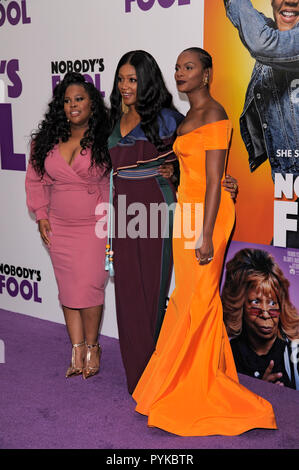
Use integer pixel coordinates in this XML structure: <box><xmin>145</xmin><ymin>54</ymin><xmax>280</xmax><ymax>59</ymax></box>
<box><xmin>65</xmin><ymin>341</ymin><xmax>85</xmax><ymax>378</ymax></box>
<box><xmin>83</xmin><ymin>343</ymin><xmax>101</xmax><ymax>379</ymax></box>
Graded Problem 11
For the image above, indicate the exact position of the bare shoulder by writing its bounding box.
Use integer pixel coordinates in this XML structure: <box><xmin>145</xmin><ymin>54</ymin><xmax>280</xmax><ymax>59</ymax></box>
<box><xmin>177</xmin><ymin>101</ymin><xmax>228</xmax><ymax>136</ymax></box>
<box><xmin>202</xmin><ymin>102</ymin><xmax>228</xmax><ymax>125</ymax></box>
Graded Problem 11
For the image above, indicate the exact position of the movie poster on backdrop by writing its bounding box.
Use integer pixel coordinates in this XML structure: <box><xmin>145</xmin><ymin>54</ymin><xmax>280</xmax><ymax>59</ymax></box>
<box><xmin>204</xmin><ymin>1</ymin><xmax>299</xmax><ymax>282</ymax></box>
<box><xmin>204</xmin><ymin>0</ymin><xmax>299</xmax><ymax>389</ymax></box>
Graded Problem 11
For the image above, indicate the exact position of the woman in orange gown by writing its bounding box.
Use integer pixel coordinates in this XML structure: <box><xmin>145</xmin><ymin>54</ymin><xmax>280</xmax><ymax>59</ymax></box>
<box><xmin>132</xmin><ymin>47</ymin><xmax>277</xmax><ymax>436</ymax></box>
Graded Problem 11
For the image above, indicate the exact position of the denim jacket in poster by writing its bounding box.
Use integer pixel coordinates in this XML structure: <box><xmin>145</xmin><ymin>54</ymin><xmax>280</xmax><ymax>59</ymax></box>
<box><xmin>224</xmin><ymin>0</ymin><xmax>299</xmax><ymax>180</ymax></box>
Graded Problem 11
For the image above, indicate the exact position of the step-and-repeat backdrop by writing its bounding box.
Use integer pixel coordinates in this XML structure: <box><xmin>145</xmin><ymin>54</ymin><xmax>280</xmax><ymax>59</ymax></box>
<box><xmin>1</xmin><ymin>0</ymin><xmax>298</xmax><ymax>338</ymax></box>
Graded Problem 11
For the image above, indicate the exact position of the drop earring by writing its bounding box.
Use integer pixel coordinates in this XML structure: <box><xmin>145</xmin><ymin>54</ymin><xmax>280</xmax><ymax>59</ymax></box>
<box><xmin>122</xmin><ymin>98</ymin><xmax>129</xmax><ymax>114</ymax></box>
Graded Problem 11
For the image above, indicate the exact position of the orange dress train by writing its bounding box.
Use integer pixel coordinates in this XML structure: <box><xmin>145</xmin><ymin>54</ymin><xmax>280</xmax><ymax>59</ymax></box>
<box><xmin>132</xmin><ymin>120</ymin><xmax>277</xmax><ymax>436</ymax></box>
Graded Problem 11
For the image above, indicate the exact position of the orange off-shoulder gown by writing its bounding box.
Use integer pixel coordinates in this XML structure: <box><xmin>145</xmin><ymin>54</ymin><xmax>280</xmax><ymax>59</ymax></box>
<box><xmin>132</xmin><ymin>120</ymin><xmax>277</xmax><ymax>436</ymax></box>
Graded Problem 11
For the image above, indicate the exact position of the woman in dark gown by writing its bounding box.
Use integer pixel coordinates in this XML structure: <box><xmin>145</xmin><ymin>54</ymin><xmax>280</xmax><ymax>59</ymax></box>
<box><xmin>108</xmin><ymin>51</ymin><xmax>183</xmax><ymax>393</ymax></box>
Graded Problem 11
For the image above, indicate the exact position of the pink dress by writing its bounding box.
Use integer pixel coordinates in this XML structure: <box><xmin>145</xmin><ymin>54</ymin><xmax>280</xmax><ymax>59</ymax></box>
<box><xmin>25</xmin><ymin>145</ymin><xmax>109</xmax><ymax>309</ymax></box>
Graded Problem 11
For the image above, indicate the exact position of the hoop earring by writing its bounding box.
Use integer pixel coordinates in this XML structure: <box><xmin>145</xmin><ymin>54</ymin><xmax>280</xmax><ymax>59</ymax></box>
<box><xmin>122</xmin><ymin>98</ymin><xmax>129</xmax><ymax>114</ymax></box>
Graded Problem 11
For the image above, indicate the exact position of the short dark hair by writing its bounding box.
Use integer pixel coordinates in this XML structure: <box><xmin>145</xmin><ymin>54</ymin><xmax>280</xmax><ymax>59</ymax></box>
<box><xmin>182</xmin><ymin>47</ymin><xmax>212</xmax><ymax>70</ymax></box>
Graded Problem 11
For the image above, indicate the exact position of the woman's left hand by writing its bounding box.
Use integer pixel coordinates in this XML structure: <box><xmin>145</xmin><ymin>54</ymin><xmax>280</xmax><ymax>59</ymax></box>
<box><xmin>195</xmin><ymin>238</ymin><xmax>214</xmax><ymax>265</ymax></box>
<box><xmin>159</xmin><ymin>163</ymin><xmax>174</xmax><ymax>179</ymax></box>
<box><xmin>222</xmin><ymin>174</ymin><xmax>238</xmax><ymax>199</ymax></box>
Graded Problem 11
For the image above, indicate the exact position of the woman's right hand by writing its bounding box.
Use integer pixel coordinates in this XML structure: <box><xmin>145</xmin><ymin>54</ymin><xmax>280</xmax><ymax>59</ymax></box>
<box><xmin>38</xmin><ymin>219</ymin><xmax>52</xmax><ymax>246</ymax></box>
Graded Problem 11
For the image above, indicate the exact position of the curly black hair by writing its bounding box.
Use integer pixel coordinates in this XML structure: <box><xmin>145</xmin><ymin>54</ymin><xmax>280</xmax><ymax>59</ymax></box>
<box><xmin>30</xmin><ymin>72</ymin><xmax>111</xmax><ymax>176</ymax></box>
<box><xmin>109</xmin><ymin>50</ymin><xmax>176</xmax><ymax>151</ymax></box>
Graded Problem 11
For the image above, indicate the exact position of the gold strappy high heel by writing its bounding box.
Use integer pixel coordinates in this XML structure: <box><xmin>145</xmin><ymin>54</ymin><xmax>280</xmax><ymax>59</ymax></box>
<box><xmin>65</xmin><ymin>341</ymin><xmax>85</xmax><ymax>378</ymax></box>
<box><xmin>83</xmin><ymin>342</ymin><xmax>101</xmax><ymax>379</ymax></box>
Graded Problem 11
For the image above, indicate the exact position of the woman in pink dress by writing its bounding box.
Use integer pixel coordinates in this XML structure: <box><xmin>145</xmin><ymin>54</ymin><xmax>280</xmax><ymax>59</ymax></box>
<box><xmin>25</xmin><ymin>72</ymin><xmax>111</xmax><ymax>379</ymax></box>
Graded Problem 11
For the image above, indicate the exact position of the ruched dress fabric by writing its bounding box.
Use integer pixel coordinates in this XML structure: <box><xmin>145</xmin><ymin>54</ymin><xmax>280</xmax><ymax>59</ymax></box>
<box><xmin>133</xmin><ymin>120</ymin><xmax>277</xmax><ymax>436</ymax></box>
<box><xmin>25</xmin><ymin>145</ymin><xmax>109</xmax><ymax>309</ymax></box>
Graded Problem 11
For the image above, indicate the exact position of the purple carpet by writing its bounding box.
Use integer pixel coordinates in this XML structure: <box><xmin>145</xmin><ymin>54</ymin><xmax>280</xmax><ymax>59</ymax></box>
<box><xmin>0</xmin><ymin>308</ymin><xmax>299</xmax><ymax>450</ymax></box>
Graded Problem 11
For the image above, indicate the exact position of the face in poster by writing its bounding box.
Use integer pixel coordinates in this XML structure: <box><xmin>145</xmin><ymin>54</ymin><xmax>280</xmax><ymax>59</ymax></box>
<box><xmin>204</xmin><ymin>0</ymin><xmax>299</xmax><ymax>248</ymax></box>
<box><xmin>221</xmin><ymin>241</ymin><xmax>299</xmax><ymax>390</ymax></box>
